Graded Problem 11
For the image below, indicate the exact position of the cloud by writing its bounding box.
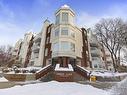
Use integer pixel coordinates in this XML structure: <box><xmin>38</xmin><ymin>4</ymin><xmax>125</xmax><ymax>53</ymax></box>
<box><xmin>0</xmin><ymin>0</ymin><xmax>31</xmax><ymax>46</ymax></box>
<box><xmin>0</xmin><ymin>22</ymin><xmax>27</xmax><ymax>46</ymax></box>
<box><xmin>0</xmin><ymin>1</ymin><xmax>18</xmax><ymax>45</ymax></box>
<box><xmin>1</xmin><ymin>1</ymin><xmax>127</xmax><ymax>46</ymax></box>
<box><xmin>77</xmin><ymin>3</ymin><xmax>127</xmax><ymax>28</ymax></box>
<box><xmin>76</xmin><ymin>12</ymin><xmax>99</xmax><ymax>28</ymax></box>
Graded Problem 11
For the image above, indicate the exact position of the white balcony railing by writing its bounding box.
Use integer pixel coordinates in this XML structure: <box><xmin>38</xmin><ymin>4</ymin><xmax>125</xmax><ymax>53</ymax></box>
<box><xmin>91</xmin><ymin>49</ymin><xmax>100</xmax><ymax>57</ymax></box>
<box><xmin>90</xmin><ymin>42</ymin><xmax>98</xmax><ymax>47</ymax></box>
<box><xmin>34</xmin><ymin>34</ymin><xmax>42</xmax><ymax>42</ymax></box>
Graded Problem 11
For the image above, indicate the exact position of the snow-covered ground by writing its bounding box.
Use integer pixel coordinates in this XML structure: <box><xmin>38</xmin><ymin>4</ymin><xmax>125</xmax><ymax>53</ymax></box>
<box><xmin>109</xmin><ymin>77</ymin><xmax>127</xmax><ymax>95</ymax></box>
<box><xmin>91</xmin><ymin>71</ymin><xmax>127</xmax><ymax>78</ymax></box>
<box><xmin>0</xmin><ymin>81</ymin><xmax>108</xmax><ymax>95</ymax></box>
<box><xmin>0</xmin><ymin>76</ymin><xmax>127</xmax><ymax>95</ymax></box>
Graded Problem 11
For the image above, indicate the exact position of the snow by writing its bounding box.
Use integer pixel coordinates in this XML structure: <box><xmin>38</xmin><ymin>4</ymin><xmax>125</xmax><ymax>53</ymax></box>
<box><xmin>109</xmin><ymin>77</ymin><xmax>127</xmax><ymax>95</ymax></box>
<box><xmin>36</xmin><ymin>64</ymin><xmax>51</xmax><ymax>73</ymax></box>
<box><xmin>77</xmin><ymin>65</ymin><xmax>90</xmax><ymax>73</ymax></box>
<box><xmin>0</xmin><ymin>81</ymin><xmax>108</xmax><ymax>95</ymax></box>
<box><xmin>19</xmin><ymin>66</ymin><xmax>42</xmax><ymax>71</ymax></box>
<box><xmin>91</xmin><ymin>71</ymin><xmax>127</xmax><ymax>77</ymax></box>
<box><xmin>6</xmin><ymin>71</ymin><xmax>33</xmax><ymax>74</ymax></box>
<box><xmin>0</xmin><ymin>77</ymin><xmax>8</xmax><ymax>82</ymax></box>
<box><xmin>61</xmin><ymin>4</ymin><xmax>70</xmax><ymax>8</ymax></box>
<box><xmin>4</xmin><ymin>65</ymin><xmax>50</xmax><ymax>74</ymax></box>
<box><xmin>55</xmin><ymin>64</ymin><xmax>74</xmax><ymax>71</ymax></box>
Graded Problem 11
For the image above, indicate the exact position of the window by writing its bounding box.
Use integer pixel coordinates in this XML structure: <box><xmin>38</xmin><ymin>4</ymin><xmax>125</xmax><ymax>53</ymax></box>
<box><xmin>62</xmin><ymin>12</ymin><xmax>68</xmax><ymax>22</ymax></box>
<box><xmin>99</xmin><ymin>64</ymin><xmax>102</xmax><ymax>68</ymax></box>
<box><xmin>53</xmin><ymin>42</ymin><xmax>59</xmax><ymax>51</ymax></box>
<box><xmin>91</xmin><ymin>47</ymin><xmax>96</xmax><ymax>50</ymax></box>
<box><xmin>61</xmin><ymin>27</ymin><xmax>68</xmax><ymax>35</ymax></box>
<box><xmin>56</xmin><ymin>14</ymin><xmax>60</xmax><ymax>25</ymax></box>
<box><xmin>48</xmin><ymin>28</ymin><xmax>50</xmax><ymax>33</ymax></box>
<box><xmin>94</xmin><ymin>64</ymin><xmax>98</xmax><ymax>68</ymax></box>
<box><xmin>54</xmin><ymin>29</ymin><xmax>59</xmax><ymax>37</ymax></box>
<box><xmin>35</xmin><ymin>55</ymin><xmax>39</xmax><ymax>58</ymax></box>
<box><xmin>92</xmin><ymin>57</ymin><xmax>98</xmax><ymax>60</ymax></box>
<box><xmin>70</xmin><ymin>42</ymin><xmax>75</xmax><ymax>52</ymax></box>
<box><xmin>46</xmin><ymin>37</ymin><xmax>49</xmax><ymax>44</ymax></box>
<box><xmin>60</xmin><ymin>42</ymin><xmax>75</xmax><ymax>52</ymax></box>
<box><xmin>61</xmin><ymin>41</ymin><xmax>69</xmax><ymax>51</ymax></box>
<box><xmin>45</xmin><ymin>48</ymin><xmax>48</xmax><ymax>56</ymax></box>
<box><xmin>71</xmin><ymin>31</ymin><xmax>75</xmax><ymax>38</ymax></box>
<box><xmin>37</xmin><ymin>42</ymin><xmax>40</xmax><ymax>46</ymax></box>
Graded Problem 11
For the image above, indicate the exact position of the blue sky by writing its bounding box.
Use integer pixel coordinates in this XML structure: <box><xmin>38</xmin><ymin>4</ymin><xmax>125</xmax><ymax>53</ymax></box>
<box><xmin>0</xmin><ymin>0</ymin><xmax>127</xmax><ymax>46</ymax></box>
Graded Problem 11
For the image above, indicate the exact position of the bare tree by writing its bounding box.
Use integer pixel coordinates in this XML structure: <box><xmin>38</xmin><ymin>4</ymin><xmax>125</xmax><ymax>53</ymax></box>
<box><xmin>94</xmin><ymin>18</ymin><xmax>127</xmax><ymax>72</ymax></box>
<box><xmin>0</xmin><ymin>45</ymin><xmax>13</xmax><ymax>66</ymax></box>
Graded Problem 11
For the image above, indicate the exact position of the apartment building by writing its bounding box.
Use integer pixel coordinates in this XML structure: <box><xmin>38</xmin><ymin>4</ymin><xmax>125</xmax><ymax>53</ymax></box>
<box><xmin>28</xmin><ymin>5</ymin><xmax>91</xmax><ymax>70</ymax></box>
<box><xmin>29</xmin><ymin>20</ymin><xmax>51</xmax><ymax>67</ymax></box>
<box><xmin>104</xmin><ymin>49</ymin><xmax>114</xmax><ymax>71</ymax></box>
<box><xmin>12</xmin><ymin>39</ymin><xmax>22</xmax><ymax>57</ymax></box>
<box><xmin>88</xmin><ymin>32</ymin><xmax>106</xmax><ymax>70</ymax></box>
<box><xmin>12</xmin><ymin>5</ymin><xmax>113</xmax><ymax>73</ymax></box>
<box><xmin>18</xmin><ymin>32</ymin><xmax>34</xmax><ymax>67</ymax></box>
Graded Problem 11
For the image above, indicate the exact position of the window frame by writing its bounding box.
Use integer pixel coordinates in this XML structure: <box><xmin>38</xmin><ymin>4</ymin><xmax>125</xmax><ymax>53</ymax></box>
<box><xmin>53</xmin><ymin>42</ymin><xmax>59</xmax><ymax>52</ymax></box>
<box><xmin>62</xmin><ymin>12</ymin><xmax>68</xmax><ymax>23</ymax></box>
<box><xmin>56</xmin><ymin>14</ymin><xmax>60</xmax><ymax>25</ymax></box>
<box><xmin>61</xmin><ymin>41</ymin><xmax>69</xmax><ymax>51</ymax></box>
<box><xmin>70</xmin><ymin>42</ymin><xmax>75</xmax><ymax>52</ymax></box>
<box><xmin>54</xmin><ymin>29</ymin><xmax>59</xmax><ymax>37</ymax></box>
<box><xmin>61</xmin><ymin>27</ymin><xmax>68</xmax><ymax>36</ymax></box>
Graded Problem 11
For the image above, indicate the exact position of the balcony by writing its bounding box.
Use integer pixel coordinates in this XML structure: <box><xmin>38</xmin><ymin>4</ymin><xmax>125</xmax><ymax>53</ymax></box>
<box><xmin>90</xmin><ymin>42</ymin><xmax>98</xmax><ymax>47</ymax></box>
<box><xmin>32</xmin><ymin>46</ymin><xmax>40</xmax><ymax>53</ymax></box>
<box><xmin>34</xmin><ymin>53</ymin><xmax>39</xmax><ymax>58</ymax></box>
<box><xmin>92</xmin><ymin>56</ymin><xmax>101</xmax><ymax>61</ymax></box>
<box><xmin>33</xmin><ymin>49</ymin><xmax>39</xmax><ymax>53</ymax></box>
<box><xmin>106</xmin><ymin>57</ymin><xmax>112</xmax><ymax>62</ymax></box>
<box><xmin>32</xmin><ymin>42</ymin><xmax>40</xmax><ymax>50</ymax></box>
<box><xmin>91</xmin><ymin>49</ymin><xmax>100</xmax><ymax>57</ymax></box>
<box><xmin>34</xmin><ymin>33</ymin><xmax>42</xmax><ymax>42</ymax></box>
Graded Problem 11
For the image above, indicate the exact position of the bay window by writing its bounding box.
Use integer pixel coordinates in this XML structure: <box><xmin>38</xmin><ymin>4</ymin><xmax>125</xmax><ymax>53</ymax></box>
<box><xmin>61</xmin><ymin>27</ymin><xmax>68</xmax><ymax>35</ymax></box>
<box><xmin>70</xmin><ymin>42</ymin><xmax>75</xmax><ymax>52</ymax></box>
<box><xmin>70</xmin><ymin>31</ymin><xmax>75</xmax><ymax>38</ymax></box>
<box><xmin>53</xmin><ymin>42</ymin><xmax>59</xmax><ymax>51</ymax></box>
<box><xmin>61</xmin><ymin>41</ymin><xmax>69</xmax><ymax>51</ymax></box>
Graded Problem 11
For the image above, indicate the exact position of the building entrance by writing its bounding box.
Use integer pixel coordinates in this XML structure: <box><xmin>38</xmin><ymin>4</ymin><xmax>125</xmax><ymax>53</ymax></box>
<box><xmin>52</xmin><ymin>57</ymin><xmax>76</xmax><ymax>67</ymax></box>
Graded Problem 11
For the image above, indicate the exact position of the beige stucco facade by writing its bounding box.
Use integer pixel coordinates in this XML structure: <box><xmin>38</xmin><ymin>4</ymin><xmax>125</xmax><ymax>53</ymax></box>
<box><xmin>51</xmin><ymin>5</ymin><xmax>83</xmax><ymax>59</ymax></box>
<box><xmin>18</xmin><ymin>32</ymin><xmax>33</xmax><ymax>66</ymax></box>
<box><xmin>12</xmin><ymin>39</ymin><xmax>22</xmax><ymax>57</ymax></box>
<box><xmin>12</xmin><ymin>5</ymin><xmax>113</xmax><ymax>71</ymax></box>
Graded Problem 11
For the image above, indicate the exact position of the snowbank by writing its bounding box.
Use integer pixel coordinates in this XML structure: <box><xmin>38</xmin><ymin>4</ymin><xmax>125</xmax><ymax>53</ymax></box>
<box><xmin>110</xmin><ymin>77</ymin><xmax>127</xmax><ymax>95</ymax></box>
<box><xmin>0</xmin><ymin>81</ymin><xmax>108</xmax><ymax>95</ymax></box>
<box><xmin>77</xmin><ymin>65</ymin><xmax>90</xmax><ymax>73</ymax></box>
<box><xmin>0</xmin><ymin>77</ymin><xmax>8</xmax><ymax>82</ymax></box>
<box><xmin>36</xmin><ymin>64</ymin><xmax>51</xmax><ymax>73</ymax></box>
<box><xmin>91</xmin><ymin>71</ymin><xmax>127</xmax><ymax>78</ymax></box>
